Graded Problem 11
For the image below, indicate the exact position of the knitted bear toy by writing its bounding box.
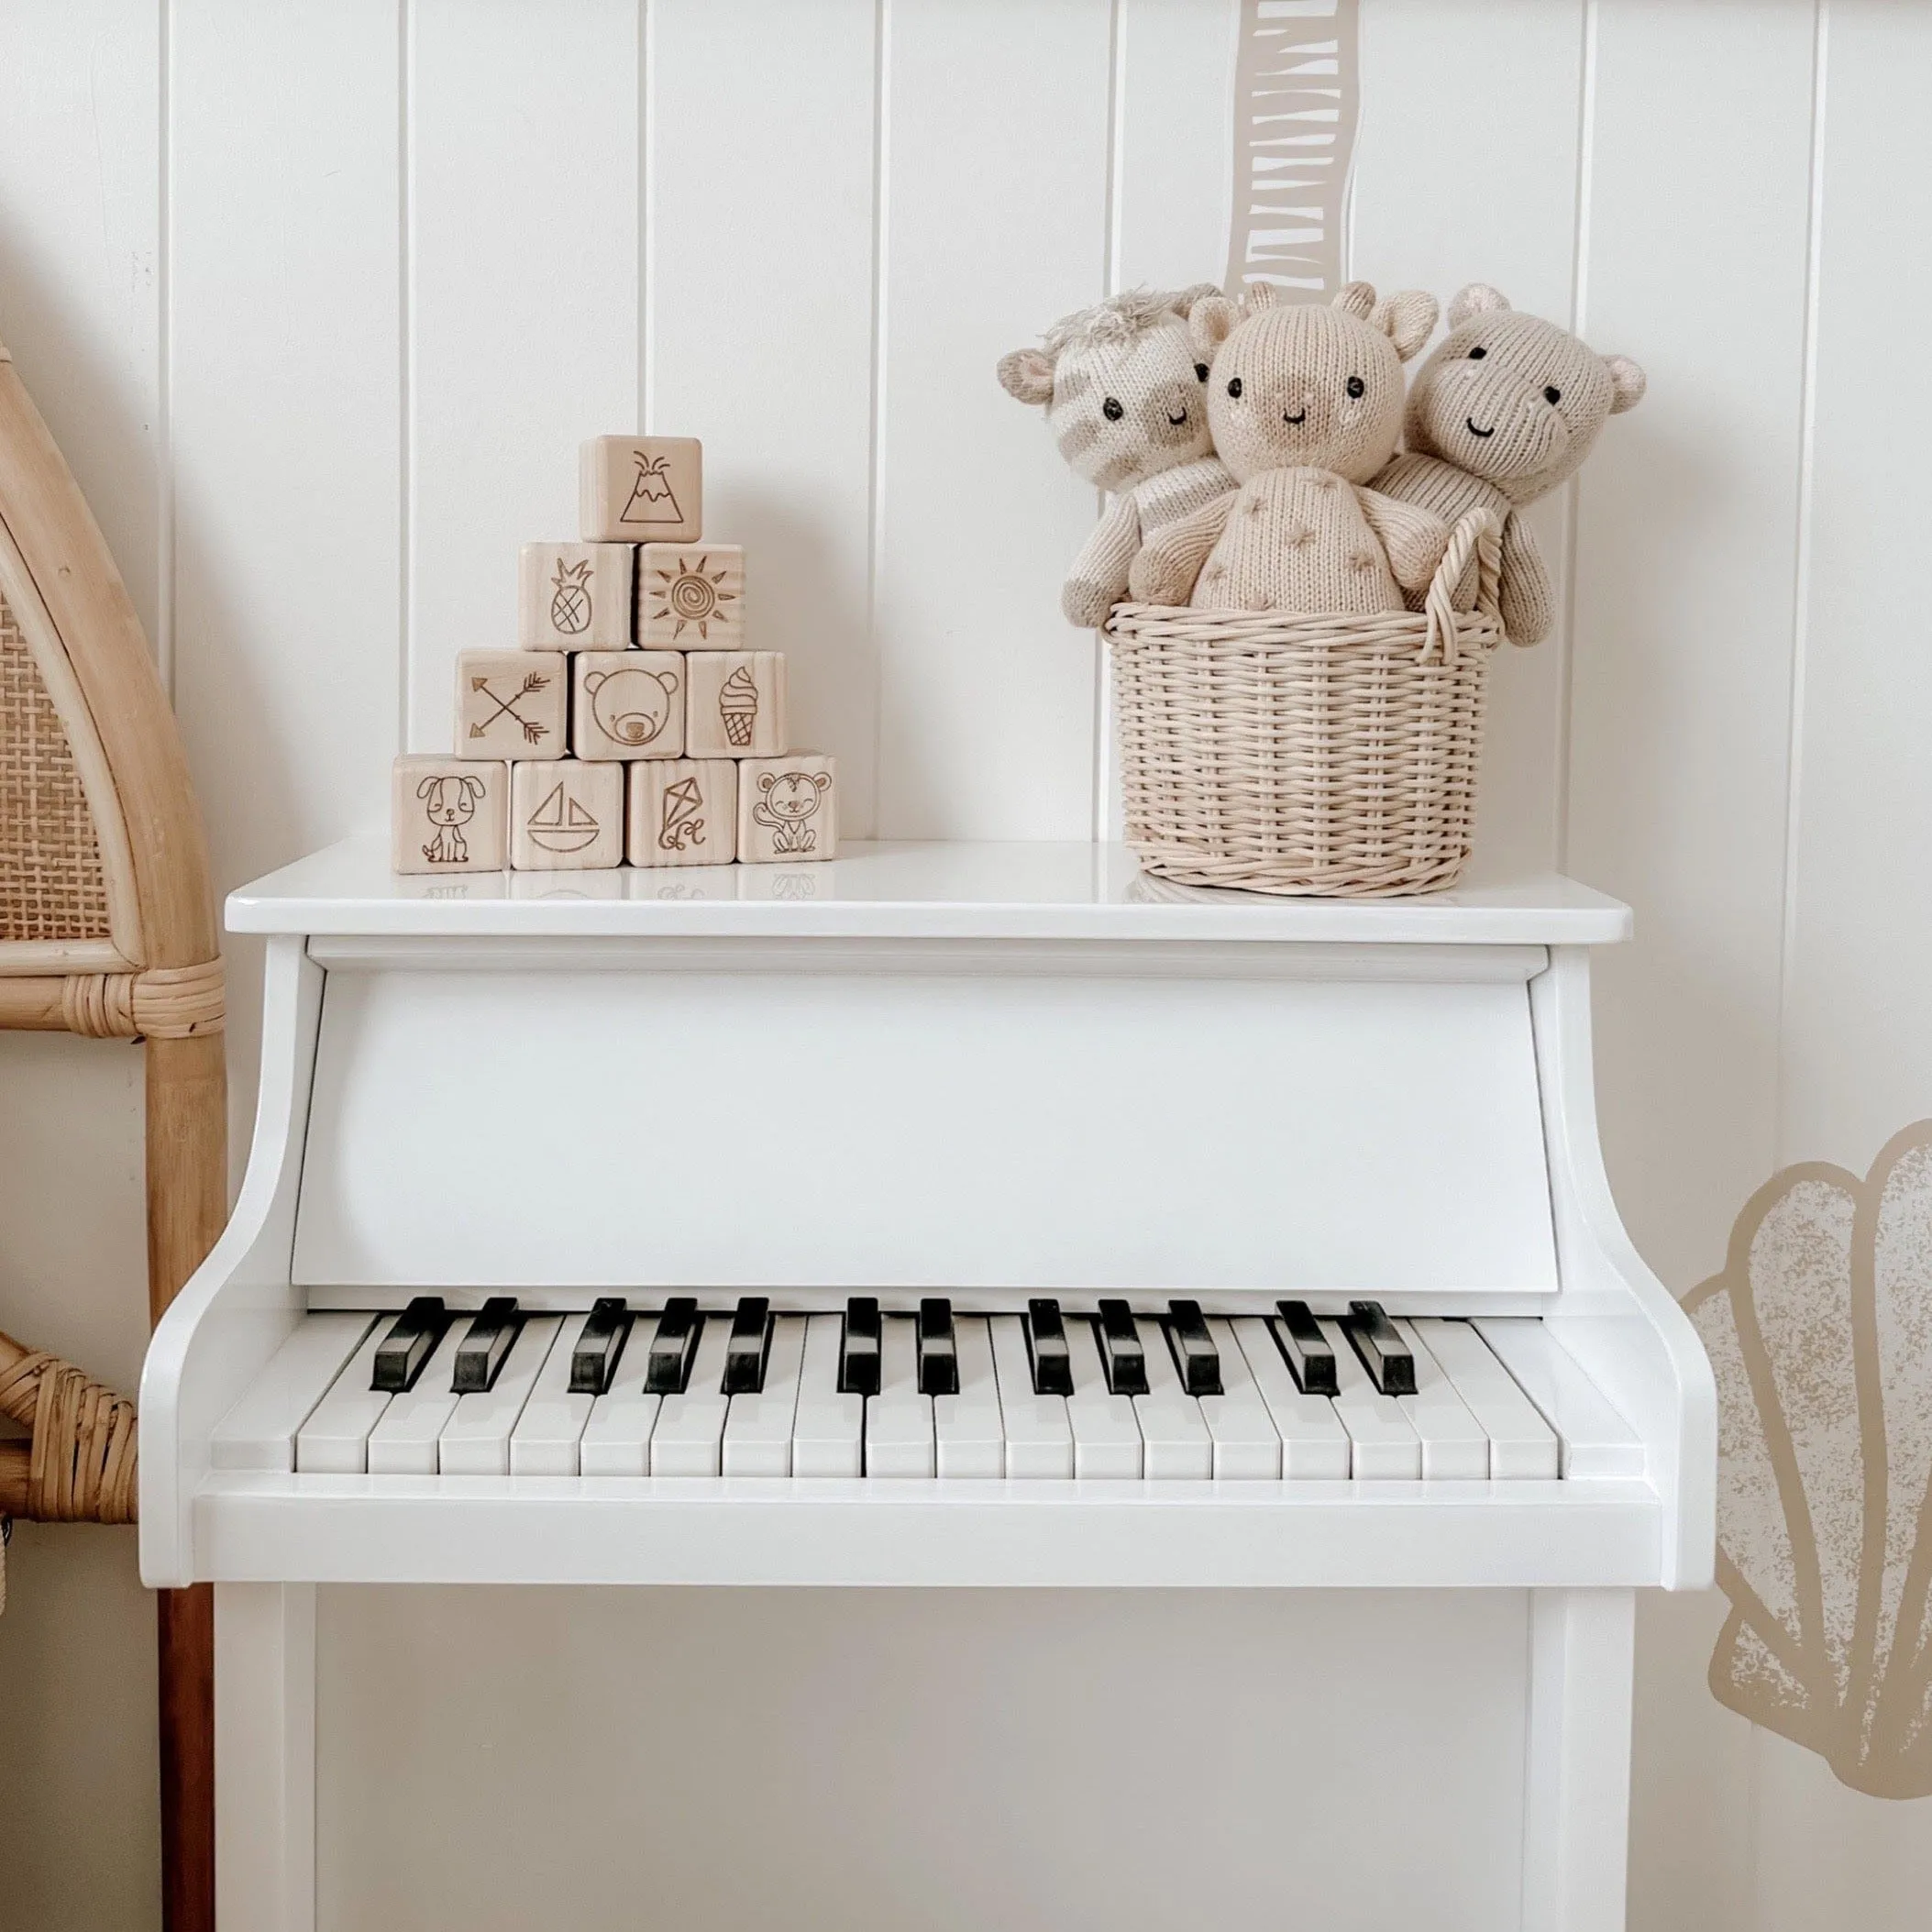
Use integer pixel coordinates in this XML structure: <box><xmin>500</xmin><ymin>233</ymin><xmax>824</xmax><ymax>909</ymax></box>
<box><xmin>1370</xmin><ymin>284</ymin><xmax>1647</xmax><ymax>643</ymax></box>
<box><xmin>998</xmin><ymin>286</ymin><xmax>1234</xmax><ymax>627</ymax></box>
<box><xmin>1127</xmin><ymin>282</ymin><xmax>1449</xmax><ymax>613</ymax></box>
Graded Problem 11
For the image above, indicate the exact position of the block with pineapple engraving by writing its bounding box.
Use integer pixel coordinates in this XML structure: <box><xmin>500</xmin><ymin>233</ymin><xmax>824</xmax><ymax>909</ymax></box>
<box><xmin>519</xmin><ymin>542</ymin><xmax>633</xmax><ymax>650</ymax></box>
<box><xmin>737</xmin><ymin>754</ymin><xmax>837</xmax><ymax>865</ymax></box>
<box><xmin>627</xmin><ymin>758</ymin><xmax>736</xmax><ymax>867</ymax></box>
<box><xmin>571</xmin><ymin>651</ymin><xmax>685</xmax><ymax>761</ymax></box>
<box><xmin>637</xmin><ymin>543</ymin><xmax>743</xmax><ymax>651</ymax></box>
<box><xmin>686</xmin><ymin>650</ymin><xmax>787</xmax><ymax>758</ymax></box>
<box><xmin>580</xmin><ymin>436</ymin><xmax>701</xmax><ymax>544</ymax></box>
<box><xmin>457</xmin><ymin>652</ymin><xmax>567</xmax><ymax>758</ymax></box>
<box><xmin>392</xmin><ymin>756</ymin><xmax>508</xmax><ymax>875</ymax></box>
<box><xmin>510</xmin><ymin>758</ymin><xmax>624</xmax><ymax>871</ymax></box>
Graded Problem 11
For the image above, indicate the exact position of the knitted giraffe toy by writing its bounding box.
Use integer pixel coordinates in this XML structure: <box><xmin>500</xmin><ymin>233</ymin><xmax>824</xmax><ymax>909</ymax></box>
<box><xmin>1127</xmin><ymin>282</ymin><xmax>1449</xmax><ymax>613</ymax></box>
<box><xmin>1370</xmin><ymin>283</ymin><xmax>1647</xmax><ymax>643</ymax></box>
<box><xmin>997</xmin><ymin>286</ymin><xmax>1233</xmax><ymax>627</ymax></box>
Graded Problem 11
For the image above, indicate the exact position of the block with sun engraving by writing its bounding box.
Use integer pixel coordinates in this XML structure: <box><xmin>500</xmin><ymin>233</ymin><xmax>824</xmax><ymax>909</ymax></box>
<box><xmin>510</xmin><ymin>759</ymin><xmax>624</xmax><ymax>871</ymax></box>
<box><xmin>637</xmin><ymin>543</ymin><xmax>743</xmax><ymax>651</ymax></box>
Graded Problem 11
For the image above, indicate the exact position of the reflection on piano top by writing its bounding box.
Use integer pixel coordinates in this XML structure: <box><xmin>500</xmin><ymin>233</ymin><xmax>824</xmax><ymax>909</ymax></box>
<box><xmin>227</xmin><ymin>835</ymin><xmax>1633</xmax><ymax>945</ymax></box>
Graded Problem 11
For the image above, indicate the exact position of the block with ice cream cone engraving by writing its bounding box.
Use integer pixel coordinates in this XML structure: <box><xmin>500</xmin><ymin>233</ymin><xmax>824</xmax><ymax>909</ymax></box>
<box><xmin>737</xmin><ymin>754</ymin><xmax>837</xmax><ymax>864</ymax></box>
<box><xmin>511</xmin><ymin>758</ymin><xmax>624</xmax><ymax>870</ymax></box>
<box><xmin>572</xmin><ymin>652</ymin><xmax>686</xmax><ymax>761</ymax></box>
<box><xmin>686</xmin><ymin>650</ymin><xmax>787</xmax><ymax>758</ymax></box>
<box><xmin>627</xmin><ymin>758</ymin><xmax>737</xmax><ymax>867</ymax></box>
<box><xmin>637</xmin><ymin>543</ymin><xmax>743</xmax><ymax>650</ymax></box>
<box><xmin>580</xmin><ymin>436</ymin><xmax>701</xmax><ymax>543</ymax></box>
<box><xmin>519</xmin><ymin>542</ymin><xmax>633</xmax><ymax>649</ymax></box>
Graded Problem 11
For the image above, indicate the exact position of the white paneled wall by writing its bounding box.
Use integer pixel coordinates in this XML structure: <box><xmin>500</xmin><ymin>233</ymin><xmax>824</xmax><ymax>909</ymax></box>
<box><xmin>4</xmin><ymin>2</ymin><xmax>1932</xmax><ymax>1928</ymax></box>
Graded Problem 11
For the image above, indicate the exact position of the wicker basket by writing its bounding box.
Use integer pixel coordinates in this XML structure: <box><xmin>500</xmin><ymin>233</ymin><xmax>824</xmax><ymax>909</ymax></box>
<box><xmin>1104</xmin><ymin>508</ymin><xmax>1507</xmax><ymax>897</ymax></box>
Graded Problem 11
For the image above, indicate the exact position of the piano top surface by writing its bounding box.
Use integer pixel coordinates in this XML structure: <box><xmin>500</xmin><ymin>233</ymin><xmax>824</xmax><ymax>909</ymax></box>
<box><xmin>228</xmin><ymin>837</ymin><xmax>1633</xmax><ymax>945</ymax></box>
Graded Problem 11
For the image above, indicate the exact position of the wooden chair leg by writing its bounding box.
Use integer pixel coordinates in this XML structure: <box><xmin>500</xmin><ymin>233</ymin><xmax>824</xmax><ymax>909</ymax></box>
<box><xmin>147</xmin><ymin>1030</ymin><xmax>228</xmax><ymax>1932</ymax></box>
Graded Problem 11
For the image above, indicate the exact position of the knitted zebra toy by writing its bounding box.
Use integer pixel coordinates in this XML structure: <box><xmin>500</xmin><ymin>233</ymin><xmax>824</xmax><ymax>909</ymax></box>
<box><xmin>998</xmin><ymin>286</ymin><xmax>1233</xmax><ymax>628</ymax></box>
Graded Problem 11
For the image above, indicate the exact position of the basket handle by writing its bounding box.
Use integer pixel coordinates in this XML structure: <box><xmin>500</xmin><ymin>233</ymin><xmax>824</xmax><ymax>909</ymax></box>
<box><xmin>1421</xmin><ymin>508</ymin><xmax>1504</xmax><ymax>665</ymax></box>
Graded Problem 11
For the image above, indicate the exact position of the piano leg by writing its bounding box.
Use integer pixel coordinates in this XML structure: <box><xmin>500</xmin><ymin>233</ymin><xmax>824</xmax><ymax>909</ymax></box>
<box><xmin>1521</xmin><ymin>1588</ymin><xmax>1636</xmax><ymax>1932</ymax></box>
<box><xmin>215</xmin><ymin>1584</ymin><xmax>316</xmax><ymax>1932</ymax></box>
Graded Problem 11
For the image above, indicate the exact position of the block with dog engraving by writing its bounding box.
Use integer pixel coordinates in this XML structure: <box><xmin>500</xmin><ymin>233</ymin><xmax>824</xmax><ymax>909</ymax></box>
<box><xmin>627</xmin><ymin>758</ymin><xmax>736</xmax><ymax>867</ymax></box>
<box><xmin>519</xmin><ymin>542</ymin><xmax>634</xmax><ymax>650</ymax></box>
<box><xmin>572</xmin><ymin>651</ymin><xmax>685</xmax><ymax>761</ymax></box>
<box><xmin>457</xmin><ymin>651</ymin><xmax>567</xmax><ymax>758</ymax></box>
<box><xmin>736</xmin><ymin>754</ymin><xmax>838</xmax><ymax>864</ymax></box>
<box><xmin>392</xmin><ymin>756</ymin><xmax>508</xmax><ymax>874</ymax></box>
<box><xmin>511</xmin><ymin>758</ymin><xmax>625</xmax><ymax>871</ymax></box>
<box><xmin>580</xmin><ymin>436</ymin><xmax>702</xmax><ymax>544</ymax></box>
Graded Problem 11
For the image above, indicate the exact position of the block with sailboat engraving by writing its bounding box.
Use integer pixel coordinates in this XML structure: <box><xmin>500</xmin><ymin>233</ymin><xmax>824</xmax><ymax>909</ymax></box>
<box><xmin>510</xmin><ymin>759</ymin><xmax>624</xmax><ymax>871</ymax></box>
<box><xmin>627</xmin><ymin>758</ymin><xmax>737</xmax><ymax>868</ymax></box>
<box><xmin>580</xmin><ymin>435</ymin><xmax>701</xmax><ymax>544</ymax></box>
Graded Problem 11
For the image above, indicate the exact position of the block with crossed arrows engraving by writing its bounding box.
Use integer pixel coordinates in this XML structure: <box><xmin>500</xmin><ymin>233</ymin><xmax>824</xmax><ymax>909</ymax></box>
<box><xmin>456</xmin><ymin>651</ymin><xmax>568</xmax><ymax>759</ymax></box>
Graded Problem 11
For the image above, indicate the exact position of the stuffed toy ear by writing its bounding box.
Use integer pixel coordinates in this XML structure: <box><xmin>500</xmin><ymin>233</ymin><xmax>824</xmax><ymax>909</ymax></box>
<box><xmin>1238</xmin><ymin>282</ymin><xmax>1280</xmax><ymax>317</ymax></box>
<box><xmin>1332</xmin><ymin>281</ymin><xmax>1378</xmax><ymax>321</ymax></box>
<box><xmin>1170</xmin><ymin>282</ymin><xmax>1224</xmax><ymax>315</ymax></box>
<box><xmin>1190</xmin><ymin>295</ymin><xmax>1242</xmax><ymax>358</ymax></box>
<box><xmin>1605</xmin><ymin>354</ymin><xmax>1648</xmax><ymax>414</ymax></box>
<box><xmin>1447</xmin><ymin>282</ymin><xmax>1511</xmax><ymax>329</ymax></box>
<box><xmin>996</xmin><ymin>348</ymin><xmax>1056</xmax><ymax>407</ymax></box>
<box><xmin>1371</xmin><ymin>289</ymin><xmax>1439</xmax><ymax>361</ymax></box>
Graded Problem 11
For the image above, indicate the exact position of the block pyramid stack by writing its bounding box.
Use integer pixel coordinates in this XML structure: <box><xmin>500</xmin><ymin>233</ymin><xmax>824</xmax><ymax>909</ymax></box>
<box><xmin>392</xmin><ymin>436</ymin><xmax>836</xmax><ymax>876</ymax></box>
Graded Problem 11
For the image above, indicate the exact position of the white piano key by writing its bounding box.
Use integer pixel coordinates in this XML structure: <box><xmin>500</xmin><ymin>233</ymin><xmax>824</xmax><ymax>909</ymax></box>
<box><xmin>1389</xmin><ymin>1318</ymin><xmax>1490</xmax><ymax>1481</ymax></box>
<box><xmin>1230</xmin><ymin>1318</ymin><xmax>1351</xmax><ymax>1479</ymax></box>
<box><xmin>934</xmin><ymin>1315</ymin><xmax>1004</xmax><ymax>1478</ymax></box>
<box><xmin>1411</xmin><ymin>1317</ymin><xmax>1560</xmax><ymax>1480</ymax></box>
<box><xmin>792</xmin><ymin>1312</ymin><xmax>864</xmax><ymax>1477</ymax></box>
<box><xmin>579</xmin><ymin>1317</ymin><xmax>667</xmax><ymax>1477</ymax></box>
<box><xmin>365</xmin><ymin>1321</ymin><xmax>465</xmax><ymax>1474</ymax></box>
<box><xmin>866</xmin><ymin>1316</ymin><xmax>934</xmax><ymax>1477</ymax></box>
<box><xmin>988</xmin><ymin>1315</ymin><xmax>1073</xmax><ymax>1478</ymax></box>
<box><xmin>1198</xmin><ymin>1319</ymin><xmax>1281</xmax><ymax>1479</ymax></box>
<box><xmin>1065</xmin><ymin>1316</ymin><xmax>1143</xmax><ymax>1478</ymax></box>
<box><xmin>1474</xmin><ymin>1319</ymin><xmax>1645</xmax><ymax>1480</ymax></box>
<box><xmin>1319</xmin><ymin>1317</ymin><xmax>1420</xmax><ymax>1479</ymax></box>
<box><xmin>295</xmin><ymin>1321</ymin><xmax>397</xmax><ymax>1474</ymax></box>
<box><xmin>722</xmin><ymin>1315</ymin><xmax>807</xmax><ymax>1476</ymax></box>
<box><xmin>651</xmin><ymin>1309</ymin><xmax>734</xmax><ymax>1476</ymax></box>
<box><xmin>438</xmin><ymin>1316</ymin><xmax>560</xmax><ymax>1475</ymax></box>
<box><xmin>1132</xmin><ymin>1313</ymin><xmax>1213</xmax><ymax>1479</ymax></box>
<box><xmin>510</xmin><ymin>1312</ymin><xmax>598</xmax><ymax>1475</ymax></box>
<box><xmin>213</xmin><ymin>1312</ymin><xmax>374</xmax><ymax>1473</ymax></box>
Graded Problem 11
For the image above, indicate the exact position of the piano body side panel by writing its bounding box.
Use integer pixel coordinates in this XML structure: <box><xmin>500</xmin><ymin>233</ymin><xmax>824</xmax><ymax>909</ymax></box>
<box><xmin>1533</xmin><ymin>947</ymin><xmax>1718</xmax><ymax>1589</ymax></box>
<box><xmin>286</xmin><ymin>942</ymin><xmax>1562</xmax><ymax>1305</ymax></box>
<box><xmin>140</xmin><ymin>937</ymin><xmax>322</xmax><ymax>1586</ymax></box>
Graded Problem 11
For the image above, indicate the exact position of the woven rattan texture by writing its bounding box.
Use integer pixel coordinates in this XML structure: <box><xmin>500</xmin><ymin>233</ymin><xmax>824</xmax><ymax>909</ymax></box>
<box><xmin>1104</xmin><ymin>509</ymin><xmax>1505</xmax><ymax>898</ymax></box>
<box><xmin>0</xmin><ymin>588</ymin><xmax>110</xmax><ymax>943</ymax></box>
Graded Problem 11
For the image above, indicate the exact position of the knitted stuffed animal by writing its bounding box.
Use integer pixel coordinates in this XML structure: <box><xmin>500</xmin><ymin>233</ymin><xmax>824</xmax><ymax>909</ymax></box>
<box><xmin>1370</xmin><ymin>284</ymin><xmax>1647</xmax><ymax>643</ymax></box>
<box><xmin>998</xmin><ymin>286</ymin><xmax>1234</xmax><ymax>627</ymax></box>
<box><xmin>1127</xmin><ymin>282</ymin><xmax>1449</xmax><ymax>613</ymax></box>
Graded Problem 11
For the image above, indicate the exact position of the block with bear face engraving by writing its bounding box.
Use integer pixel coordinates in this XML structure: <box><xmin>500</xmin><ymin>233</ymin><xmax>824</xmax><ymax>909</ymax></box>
<box><xmin>571</xmin><ymin>652</ymin><xmax>686</xmax><ymax>761</ymax></box>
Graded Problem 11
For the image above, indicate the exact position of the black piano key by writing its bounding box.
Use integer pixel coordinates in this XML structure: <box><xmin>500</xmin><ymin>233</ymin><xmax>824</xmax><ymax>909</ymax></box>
<box><xmin>917</xmin><ymin>1297</ymin><xmax>959</xmax><ymax>1397</ymax></box>
<box><xmin>839</xmin><ymin>1296</ymin><xmax>882</xmax><ymax>1397</ymax></box>
<box><xmin>370</xmin><ymin>1296</ymin><xmax>449</xmax><ymax>1394</ymax></box>
<box><xmin>1096</xmin><ymin>1299</ymin><xmax>1149</xmax><ymax>1397</ymax></box>
<box><xmin>1165</xmin><ymin>1298</ymin><xmax>1221</xmax><ymax>1397</ymax></box>
<box><xmin>1025</xmin><ymin>1297</ymin><xmax>1073</xmax><ymax>1397</ymax></box>
<box><xmin>451</xmin><ymin>1297</ymin><xmax>523</xmax><ymax>1394</ymax></box>
<box><xmin>1345</xmin><ymin>1299</ymin><xmax>1417</xmax><ymax>1397</ymax></box>
<box><xmin>645</xmin><ymin>1297</ymin><xmax>703</xmax><ymax>1395</ymax></box>
<box><xmin>722</xmin><ymin>1297</ymin><xmax>775</xmax><ymax>1396</ymax></box>
<box><xmin>569</xmin><ymin>1297</ymin><xmax>634</xmax><ymax>1396</ymax></box>
<box><xmin>1272</xmin><ymin>1299</ymin><xmax>1338</xmax><ymax>1396</ymax></box>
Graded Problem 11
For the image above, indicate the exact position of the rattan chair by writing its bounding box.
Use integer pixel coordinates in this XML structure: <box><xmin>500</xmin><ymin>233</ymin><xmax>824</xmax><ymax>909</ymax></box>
<box><xmin>0</xmin><ymin>329</ymin><xmax>225</xmax><ymax>1931</ymax></box>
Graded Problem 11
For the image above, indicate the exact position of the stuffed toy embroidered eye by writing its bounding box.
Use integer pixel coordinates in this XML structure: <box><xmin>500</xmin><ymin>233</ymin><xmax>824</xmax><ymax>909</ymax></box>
<box><xmin>1103</xmin><ymin>396</ymin><xmax>1124</xmax><ymax>420</ymax></box>
<box><xmin>1346</xmin><ymin>376</ymin><xmax>1365</xmax><ymax>398</ymax></box>
<box><xmin>1468</xmin><ymin>346</ymin><xmax>1487</xmax><ymax>359</ymax></box>
<box><xmin>1544</xmin><ymin>386</ymin><xmax>1561</xmax><ymax>403</ymax></box>
<box><xmin>1227</xmin><ymin>376</ymin><xmax>1242</xmax><ymax>398</ymax></box>
<box><xmin>1194</xmin><ymin>362</ymin><xmax>1209</xmax><ymax>381</ymax></box>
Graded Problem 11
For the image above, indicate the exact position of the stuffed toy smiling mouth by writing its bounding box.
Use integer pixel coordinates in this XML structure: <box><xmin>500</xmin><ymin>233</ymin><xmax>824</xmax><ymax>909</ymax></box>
<box><xmin>1464</xmin><ymin>416</ymin><xmax>1496</xmax><ymax>437</ymax></box>
<box><xmin>1283</xmin><ymin>407</ymin><xmax>1308</xmax><ymax>425</ymax></box>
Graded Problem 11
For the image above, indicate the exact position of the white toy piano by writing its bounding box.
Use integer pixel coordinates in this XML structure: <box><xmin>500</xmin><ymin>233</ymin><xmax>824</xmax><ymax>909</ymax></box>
<box><xmin>141</xmin><ymin>838</ymin><xmax>1714</xmax><ymax>1932</ymax></box>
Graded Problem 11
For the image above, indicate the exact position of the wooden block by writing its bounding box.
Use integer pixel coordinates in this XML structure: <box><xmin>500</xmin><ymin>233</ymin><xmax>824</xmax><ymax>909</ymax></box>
<box><xmin>518</xmin><ymin>543</ymin><xmax>634</xmax><ymax>649</ymax></box>
<box><xmin>636</xmin><ymin>543</ymin><xmax>744</xmax><ymax>650</ymax></box>
<box><xmin>580</xmin><ymin>435</ymin><xmax>701</xmax><ymax>543</ymax></box>
<box><xmin>510</xmin><ymin>758</ymin><xmax>625</xmax><ymax>871</ymax></box>
<box><xmin>392</xmin><ymin>756</ymin><xmax>508</xmax><ymax>874</ymax></box>
<box><xmin>571</xmin><ymin>651</ymin><xmax>686</xmax><ymax>760</ymax></box>
<box><xmin>457</xmin><ymin>651</ymin><xmax>568</xmax><ymax>759</ymax></box>
<box><xmin>737</xmin><ymin>754</ymin><xmax>838</xmax><ymax>864</ymax></box>
<box><xmin>686</xmin><ymin>650</ymin><xmax>788</xmax><ymax>758</ymax></box>
<box><xmin>627</xmin><ymin>759</ymin><xmax>737</xmax><ymax>867</ymax></box>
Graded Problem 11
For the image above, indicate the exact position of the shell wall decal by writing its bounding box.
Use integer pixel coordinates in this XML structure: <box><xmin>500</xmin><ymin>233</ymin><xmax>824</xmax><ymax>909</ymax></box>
<box><xmin>1684</xmin><ymin>1120</ymin><xmax>1932</xmax><ymax>1797</ymax></box>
